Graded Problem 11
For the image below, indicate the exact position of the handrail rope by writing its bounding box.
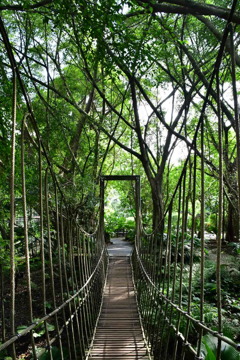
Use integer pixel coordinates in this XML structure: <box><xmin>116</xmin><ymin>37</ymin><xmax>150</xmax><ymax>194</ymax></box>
<box><xmin>133</xmin><ymin>259</ymin><xmax>198</xmax><ymax>358</ymax></box>
<box><xmin>130</xmin><ymin>252</ymin><xmax>152</xmax><ymax>360</ymax></box>
<box><xmin>0</xmin><ymin>247</ymin><xmax>106</xmax><ymax>352</ymax></box>
<box><xmin>134</xmin><ymin>245</ymin><xmax>240</xmax><ymax>351</ymax></box>
<box><xmin>85</xmin><ymin>252</ymin><xmax>109</xmax><ymax>360</ymax></box>
<box><xmin>33</xmin><ymin>264</ymin><xmax>105</xmax><ymax>359</ymax></box>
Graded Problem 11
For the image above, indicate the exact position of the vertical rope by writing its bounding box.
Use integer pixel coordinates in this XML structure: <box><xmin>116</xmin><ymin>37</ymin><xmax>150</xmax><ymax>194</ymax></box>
<box><xmin>76</xmin><ymin>226</ymin><xmax>87</xmax><ymax>358</ymax></box>
<box><xmin>181</xmin><ymin>156</ymin><xmax>196</xmax><ymax>360</ymax></box>
<box><xmin>230</xmin><ymin>23</ymin><xmax>240</xmax><ymax>240</ymax></box>
<box><xmin>0</xmin><ymin>264</ymin><xmax>5</xmax><ymax>344</ymax></box>
<box><xmin>54</xmin><ymin>189</ymin><xmax>65</xmax><ymax>360</ymax></box>
<box><xmin>67</xmin><ymin>217</ymin><xmax>78</xmax><ymax>359</ymax></box>
<box><xmin>10</xmin><ymin>67</ymin><xmax>17</xmax><ymax>360</ymax></box>
<box><xmin>44</xmin><ymin>169</ymin><xmax>63</xmax><ymax>359</ymax></box>
<box><xmin>60</xmin><ymin>207</ymin><xmax>74</xmax><ymax>360</ymax></box>
<box><xmin>197</xmin><ymin>113</ymin><xmax>205</xmax><ymax>358</ymax></box>
<box><xmin>39</xmin><ymin>141</ymin><xmax>46</xmax><ymax>313</ymax></box>
<box><xmin>163</xmin><ymin>188</ymin><xmax>182</xmax><ymax>360</ymax></box>
<box><xmin>85</xmin><ymin>235</ymin><xmax>93</xmax><ymax>340</ymax></box>
<box><xmin>59</xmin><ymin>200</ymin><xmax>72</xmax><ymax>359</ymax></box>
<box><xmin>39</xmin><ymin>144</ymin><xmax>52</xmax><ymax>359</ymax></box>
<box><xmin>158</xmin><ymin>203</ymin><xmax>172</xmax><ymax>356</ymax></box>
<box><xmin>216</xmin><ymin>65</ymin><xmax>224</xmax><ymax>359</ymax></box>
<box><xmin>70</xmin><ymin>220</ymin><xmax>84</xmax><ymax>358</ymax></box>
<box><xmin>173</xmin><ymin>170</ymin><xmax>186</xmax><ymax>360</ymax></box>
<box><xmin>81</xmin><ymin>234</ymin><xmax>90</xmax><ymax>351</ymax></box>
<box><xmin>21</xmin><ymin>116</ymin><xmax>37</xmax><ymax>359</ymax></box>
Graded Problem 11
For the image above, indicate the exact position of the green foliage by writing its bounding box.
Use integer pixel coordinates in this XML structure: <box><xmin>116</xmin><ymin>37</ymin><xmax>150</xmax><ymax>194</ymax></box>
<box><xmin>0</xmin><ymin>345</ymin><xmax>12</xmax><ymax>360</ymax></box>
<box><xmin>105</xmin><ymin>214</ymin><xmax>135</xmax><ymax>240</ymax></box>
<box><xmin>227</xmin><ymin>242</ymin><xmax>240</xmax><ymax>255</ymax></box>
<box><xmin>17</xmin><ymin>320</ymin><xmax>55</xmax><ymax>339</ymax></box>
<box><xmin>104</xmin><ymin>180</ymin><xmax>137</xmax><ymax>239</ymax></box>
<box><xmin>201</xmin><ymin>334</ymin><xmax>240</xmax><ymax>360</ymax></box>
<box><xmin>1</xmin><ymin>1</ymin><xmax>240</xmax><ymax>358</ymax></box>
<box><xmin>33</xmin><ymin>346</ymin><xmax>69</xmax><ymax>360</ymax></box>
<box><xmin>190</xmin><ymin>259</ymin><xmax>240</xmax><ymax>307</ymax></box>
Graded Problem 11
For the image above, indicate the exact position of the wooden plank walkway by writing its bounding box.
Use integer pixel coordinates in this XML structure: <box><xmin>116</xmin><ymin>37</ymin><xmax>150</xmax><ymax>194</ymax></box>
<box><xmin>88</xmin><ymin>256</ymin><xmax>150</xmax><ymax>359</ymax></box>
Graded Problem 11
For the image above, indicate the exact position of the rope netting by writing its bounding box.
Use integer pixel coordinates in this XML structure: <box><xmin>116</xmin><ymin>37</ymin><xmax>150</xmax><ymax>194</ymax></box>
<box><xmin>131</xmin><ymin>4</ymin><xmax>240</xmax><ymax>358</ymax></box>
<box><xmin>1</xmin><ymin>1</ymin><xmax>240</xmax><ymax>359</ymax></box>
<box><xmin>0</xmin><ymin>23</ymin><xmax>107</xmax><ymax>358</ymax></box>
<box><xmin>0</xmin><ymin>112</ymin><xmax>107</xmax><ymax>360</ymax></box>
<box><xmin>133</xmin><ymin>158</ymin><xmax>240</xmax><ymax>359</ymax></box>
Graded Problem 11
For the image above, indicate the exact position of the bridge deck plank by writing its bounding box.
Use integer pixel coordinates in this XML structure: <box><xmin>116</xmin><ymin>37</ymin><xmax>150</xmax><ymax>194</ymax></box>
<box><xmin>88</xmin><ymin>257</ymin><xmax>150</xmax><ymax>360</ymax></box>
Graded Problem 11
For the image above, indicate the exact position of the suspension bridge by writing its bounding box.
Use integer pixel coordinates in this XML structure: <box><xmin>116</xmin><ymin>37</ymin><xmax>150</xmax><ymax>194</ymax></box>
<box><xmin>1</xmin><ymin>168</ymin><xmax>240</xmax><ymax>360</ymax></box>
<box><xmin>1</xmin><ymin>3</ymin><xmax>240</xmax><ymax>358</ymax></box>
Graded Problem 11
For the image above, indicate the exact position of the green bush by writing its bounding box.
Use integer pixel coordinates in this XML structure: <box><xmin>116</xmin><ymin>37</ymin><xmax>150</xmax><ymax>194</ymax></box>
<box><xmin>105</xmin><ymin>213</ymin><xmax>135</xmax><ymax>240</ymax></box>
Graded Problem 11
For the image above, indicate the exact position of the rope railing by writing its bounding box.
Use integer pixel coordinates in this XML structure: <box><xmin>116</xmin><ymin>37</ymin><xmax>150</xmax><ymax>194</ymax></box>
<box><xmin>133</xmin><ymin>131</ymin><xmax>240</xmax><ymax>359</ymax></box>
<box><xmin>1</xmin><ymin>2</ymin><xmax>240</xmax><ymax>359</ymax></box>
<box><xmin>0</xmin><ymin>95</ymin><xmax>107</xmax><ymax>360</ymax></box>
<box><xmin>0</xmin><ymin>14</ymin><xmax>108</xmax><ymax>359</ymax></box>
<box><xmin>133</xmin><ymin>241</ymin><xmax>240</xmax><ymax>359</ymax></box>
<box><xmin>132</xmin><ymin>3</ymin><xmax>240</xmax><ymax>358</ymax></box>
<box><xmin>0</xmin><ymin>118</ymin><xmax>107</xmax><ymax>359</ymax></box>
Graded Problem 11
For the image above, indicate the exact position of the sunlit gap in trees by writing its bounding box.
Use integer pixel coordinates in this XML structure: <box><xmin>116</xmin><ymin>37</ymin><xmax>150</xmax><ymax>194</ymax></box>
<box><xmin>138</xmin><ymin>82</ymin><xmax>189</xmax><ymax>165</ymax></box>
<box><xmin>138</xmin><ymin>80</ymin><xmax>239</xmax><ymax>166</ymax></box>
<box><xmin>104</xmin><ymin>182</ymin><xmax>136</xmax><ymax>240</ymax></box>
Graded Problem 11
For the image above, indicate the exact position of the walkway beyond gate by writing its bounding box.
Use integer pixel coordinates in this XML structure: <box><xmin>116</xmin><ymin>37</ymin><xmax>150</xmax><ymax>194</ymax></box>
<box><xmin>87</xmin><ymin>238</ymin><xmax>150</xmax><ymax>359</ymax></box>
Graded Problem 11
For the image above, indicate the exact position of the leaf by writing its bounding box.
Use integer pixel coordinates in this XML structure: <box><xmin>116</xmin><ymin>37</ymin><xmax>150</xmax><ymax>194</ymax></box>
<box><xmin>17</xmin><ymin>325</ymin><xmax>28</xmax><ymax>334</ymax></box>
<box><xmin>221</xmin><ymin>343</ymin><xmax>240</xmax><ymax>360</ymax></box>
<box><xmin>33</xmin><ymin>331</ymin><xmax>42</xmax><ymax>338</ymax></box>
<box><xmin>201</xmin><ymin>335</ymin><xmax>217</xmax><ymax>359</ymax></box>
<box><xmin>37</xmin><ymin>346</ymin><xmax>64</xmax><ymax>360</ymax></box>
<box><xmin>38</xmin><ymin>352</ymin><xmax>48</xmax><ymax>360</ymax></box>
<box><xmin>201</xmin><ymin>334</ymin><xmax>240</xmax><ymax>360</ymax></box>
<box><xmin>46</xmin><ymin>323</ymin><xmax>55</xmax><ymax>332</ymax></box>
<box><xmin>204</xmin><ymin>342</ymin><xmax>216</xmax><ymax>360</ymax></box>
<box><xmin>34</xmin><ymin>347</ymin><xmax>47</xmax><ymax>360</ymax></box>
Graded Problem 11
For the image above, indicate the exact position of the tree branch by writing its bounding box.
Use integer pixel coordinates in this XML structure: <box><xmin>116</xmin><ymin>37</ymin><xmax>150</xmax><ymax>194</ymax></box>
<box><xmin>135</xmin><ymin>0</ymin><xmax>240</xmax><ymax>25</ymax></box>
<box><xmin>196</xmin><ymin>15</ymin><xmax>240</xmax><ymax>67</ymax></box>
<box><xmin>0</xmin><ymin>0</ymin><xmax>54</xmax><ymax>11</ymax></box>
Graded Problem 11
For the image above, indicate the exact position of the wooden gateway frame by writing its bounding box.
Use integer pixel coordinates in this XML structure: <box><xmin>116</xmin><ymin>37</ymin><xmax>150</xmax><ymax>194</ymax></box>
<box><xmin>99</xmin><ymin>175</ymin><xmax>141</xmax><ymax>243</ymax></box>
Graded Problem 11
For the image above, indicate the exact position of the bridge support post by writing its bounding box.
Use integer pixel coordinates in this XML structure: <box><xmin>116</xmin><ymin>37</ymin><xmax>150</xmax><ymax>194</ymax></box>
<box><xmin>135</xmin><ymin>175</ymin><xmax>141</xmax><ymax>250</ymax></box>
<box><xmin>99</xmin><ymin>177</ymin><xmax>105</xmax><ymax>245</ymax></box>
<box><xmin>99</xmin><ymin>175</ymin><xmax>141</xmax><ymax>247</ymax></box>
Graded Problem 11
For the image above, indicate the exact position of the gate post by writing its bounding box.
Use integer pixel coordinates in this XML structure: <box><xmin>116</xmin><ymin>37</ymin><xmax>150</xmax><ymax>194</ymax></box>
<box><xmin>135</xmin><ymin>175</ymin><xmax>141</xmax><ymax>249</ymax></box>
<box><xmin>99</xmin><ymin>176</ymin><xmax>105</xmax><ymax>244</ymax></box>
<box><xmin>99</xmin><ymin>175</ymin><xmax>141</xmax><ymax>246</ymax></box>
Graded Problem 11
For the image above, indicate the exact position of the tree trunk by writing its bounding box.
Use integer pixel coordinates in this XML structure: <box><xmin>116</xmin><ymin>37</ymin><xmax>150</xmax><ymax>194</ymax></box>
<box><xmin>225</xmin><ymin>160</ymin><xmax>239</xmax><ymax>242</ymax></box>
<box><xmin>149</xmin><ymin>177</ymin><xmax>164</xmax><ymax>232</ymax></box>
<box><xmin>226</xmin><ymin>199</ymin><xmax>239</xmax><ymax>242</ymax></box>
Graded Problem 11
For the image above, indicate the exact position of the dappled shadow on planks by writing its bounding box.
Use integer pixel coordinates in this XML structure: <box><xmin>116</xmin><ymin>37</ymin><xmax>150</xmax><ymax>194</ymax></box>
<box><xmin>88</xmin><ymin>257</ymin><xmax>150</xmax><ymax>359</ymax></box>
